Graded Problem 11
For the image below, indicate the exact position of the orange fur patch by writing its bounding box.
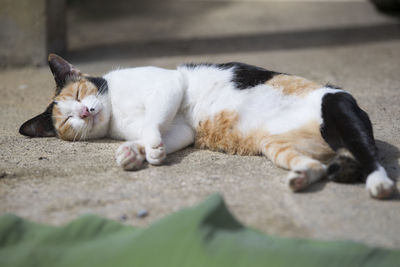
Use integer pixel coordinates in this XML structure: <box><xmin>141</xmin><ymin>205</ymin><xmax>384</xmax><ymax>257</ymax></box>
<box><xmin>262</xmin><ymin>121</ymin><xmax>334</xmax><ymax>169</ymax></box>
<box><xmin>196</xmin><ymin>110</ymin><xmax>334</xmax><ymax>170</ymax></box>
<box><xmin>195</xmin><ymin>111</ymin><xmax>264</xmax><ymax>155</ymax></box>
<box><xmin>266</xmin><ymin>74</ymin><xmax>321</xmax><ymax>96</ymax></box>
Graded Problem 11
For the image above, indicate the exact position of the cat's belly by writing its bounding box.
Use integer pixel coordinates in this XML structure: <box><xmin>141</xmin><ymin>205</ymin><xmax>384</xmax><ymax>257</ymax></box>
<box><xmin>190</xmin><ymin>84</ymin><xmax>340</xmax><ymax>134</ymax></box>
<box><xmin>192</xmin><ymin>86</ymin><xmax>341</xmax><ymax>155</ymax></box>
<box><xmin>236</xmin><ymin>86</ymin><xmax>342</xmax><ymax>135</ymax></box>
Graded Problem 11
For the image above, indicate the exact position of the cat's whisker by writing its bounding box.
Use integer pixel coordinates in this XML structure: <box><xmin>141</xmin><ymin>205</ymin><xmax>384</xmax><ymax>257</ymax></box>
<box><xmin>79</xmin><ymin>131</ymin><xmax>84</xmax><ymax>141</ymax></box>
<box><xmin>73</xmin><ymin>128</ymin><xmax>80</xmax><ymax>142</ymax></box>
<box><xmin>78</xmin><ymin>127</ymin><xmax>84</xmax><ymax>141</ymax></box>
<box><xmin>81</xmin><ymin>125</ymin><xmax>89</xmax><ymax>141</ymax></box>
<box><xmin>98</xmin><ymin>81</ymin><xmax>106</xmax><ymax>94</ymax></box>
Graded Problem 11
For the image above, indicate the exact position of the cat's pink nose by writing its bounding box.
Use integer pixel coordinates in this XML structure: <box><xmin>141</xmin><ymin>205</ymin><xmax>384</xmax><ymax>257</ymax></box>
<box><xmin>80</xmin><ymin>107</ymin><xmax>90</xmax><ymax>119</ymax></box>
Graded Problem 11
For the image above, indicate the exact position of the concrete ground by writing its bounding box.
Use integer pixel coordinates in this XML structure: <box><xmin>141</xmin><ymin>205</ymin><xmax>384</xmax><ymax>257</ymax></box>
<box><xmin>1</xmin><ymin>0</ymin><xmax>400</xmax><ymax>249</ymax></box>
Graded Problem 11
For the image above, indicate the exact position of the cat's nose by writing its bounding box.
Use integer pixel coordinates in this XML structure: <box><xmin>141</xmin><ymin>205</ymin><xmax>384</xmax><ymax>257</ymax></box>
<box><xmin>80</xmin><ymin>107</ymin><xmax>90</xmax><ymax>119</ymax></box>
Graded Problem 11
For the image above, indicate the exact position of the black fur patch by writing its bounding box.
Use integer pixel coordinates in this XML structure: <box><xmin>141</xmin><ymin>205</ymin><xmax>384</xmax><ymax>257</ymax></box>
<box><xmin>183</xmin><ymin>62</ymin><xmax>280</xmax><ymax>89</ymax></box>
<box><xmin>320</xmin><ymin>92</ymin><xmax>378</xmax><ymax>180</ymax></box>
<box><xmin>87</xmin><ymin>76</ymin><xmax>108</xmax><ymax>94</ymax></box>
<box><xmin>325</xmin><ymin>83</ymin><xmax>342</xmax><ymax>90</ymax></box>
<box><xmin>183</xmin><ymin>63</ymin><xmax>215</xmax><ymax>69</ymax></box>
<box><xmin>219</xmin><ymin>62</ymin><xmax>280</xmax><ymax>89</ymax></box>
<box><xmin>19</xmin><ymin>102</ymin><xmax>56</xmax><ymax>137</ymax></box>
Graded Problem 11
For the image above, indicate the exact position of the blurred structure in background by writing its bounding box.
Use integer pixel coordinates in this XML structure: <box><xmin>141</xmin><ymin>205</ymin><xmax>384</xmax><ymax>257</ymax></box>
<box><xmin>0</xmin><ymin>0</ymin><xmax>66</xmax><ymax>67</ymax></box>
<box><xmin>0</xmin><ymin>0</ymin><xmax>399</xmax><ymax>67</ymax></box>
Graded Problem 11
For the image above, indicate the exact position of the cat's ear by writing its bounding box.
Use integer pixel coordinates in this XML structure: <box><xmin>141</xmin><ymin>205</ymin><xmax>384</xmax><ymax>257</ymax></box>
<box><xmin>19</xmin><ymin>105</ymin><xmax>56</xmax><ymax>138</ymax></box>
<box><xmin>48</xmin><ymin>54</ymin><xmax>81</xmax><ymax>91</ymax></box>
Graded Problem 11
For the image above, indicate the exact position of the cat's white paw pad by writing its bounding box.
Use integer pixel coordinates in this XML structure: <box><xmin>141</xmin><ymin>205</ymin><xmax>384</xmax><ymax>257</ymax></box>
<box><xmin>116</xmin><ymin>142</ymin><xmax>146</xmax><ymax>171</ymax></box>
<box><xmin>288</xmin><ymin>170</ymin><xmax>309</xmax><ymax>192</ymax></box>
<box><xmin>366</xmin><ymin>171</ymin><xmax>395</xmax><ymax>199</ymax></box>
<box><xmin>146</xmin><ymin>143</ymin><xmax>166</xmax><ymax>165</ymax></box>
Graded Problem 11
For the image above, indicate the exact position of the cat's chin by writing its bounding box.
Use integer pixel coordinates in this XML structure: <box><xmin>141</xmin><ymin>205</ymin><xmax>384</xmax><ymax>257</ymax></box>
<box><xmin>85</xmin><ymin>113</ymin><xmax>110</xmax><ymax>140</ymax></box>
<box><xmin>83</xmin><ymin>127</ymin><xmax>108</xmax><ymax>140</ymax></box>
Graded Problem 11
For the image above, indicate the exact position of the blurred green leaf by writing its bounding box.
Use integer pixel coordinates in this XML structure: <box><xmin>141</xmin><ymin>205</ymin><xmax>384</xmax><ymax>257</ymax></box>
<box><xmin>1</xmin><ymin>194</ymin><xmax>399</xmax><ymax>267</ymax></box>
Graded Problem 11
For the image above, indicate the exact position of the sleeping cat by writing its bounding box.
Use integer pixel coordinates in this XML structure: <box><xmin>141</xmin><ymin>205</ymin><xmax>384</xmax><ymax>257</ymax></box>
<box><xmin>19</xmin><ymin>54</ymin><xmax>395</xmax><ymax>199</ymax></box>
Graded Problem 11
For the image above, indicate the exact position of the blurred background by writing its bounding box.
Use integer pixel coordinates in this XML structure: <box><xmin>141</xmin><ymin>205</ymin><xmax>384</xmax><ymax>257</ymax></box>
<box><xmin>1</xmin><ymin>0</ymin><xmax>399</xmax><ymax>68</ymax></box>
<box><xmin>1</xmin><ymin>0</ymin><xmax>400</xmax><ymax>250</ymax></box>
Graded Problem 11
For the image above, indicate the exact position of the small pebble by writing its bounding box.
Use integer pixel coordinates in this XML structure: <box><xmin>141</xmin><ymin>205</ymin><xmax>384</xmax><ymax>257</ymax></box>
<box><xmin>120</xmin><ymin>214</ymin><xmax>128</xmax><ymax>221</ymax></box>
<box><xmin>38</xmin><ymin>157</ymin><xmax>49</xmax><ymax>160</ymax></box>
<box><xmin>136</xmin><ymin>209</ymin><xmax>148</xmax><ymax>218</ymax></box>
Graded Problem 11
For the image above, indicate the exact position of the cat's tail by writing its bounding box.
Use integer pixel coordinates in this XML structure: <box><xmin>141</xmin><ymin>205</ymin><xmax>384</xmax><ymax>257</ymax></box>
<box><xmin>320</xmin><ymin>91</ymin><xmax>395</xmax><ymax>199</ymax></box>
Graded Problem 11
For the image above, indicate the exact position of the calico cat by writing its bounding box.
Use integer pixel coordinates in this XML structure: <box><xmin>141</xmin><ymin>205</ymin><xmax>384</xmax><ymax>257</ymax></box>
<box><xmin>19</xmin><ymin>54</ymin><xmax>395</xmax><ymax>199</ymax></box>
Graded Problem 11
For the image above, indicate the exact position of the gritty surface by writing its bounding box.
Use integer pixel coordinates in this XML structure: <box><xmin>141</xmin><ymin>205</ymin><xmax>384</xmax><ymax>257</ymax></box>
<box><xmin>1</xmin><ymin>0</ymin><xmax>400</xmax><ymax>249</ymax></box>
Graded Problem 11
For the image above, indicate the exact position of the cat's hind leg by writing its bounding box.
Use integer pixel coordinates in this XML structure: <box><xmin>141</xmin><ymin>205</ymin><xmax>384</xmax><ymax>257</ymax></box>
<box><xmin>261</xmin><ymin>139</ymin><xmax>326</xmax><ymax>191</ymax></box>
<box><xmin>162</xmin><ymin>116</ymin><xmax>195</xmax><ymax>154</ymax></box>
<box><xmin>321</xmin><ymin>92</ymin><xmax>395</xmax><ymax>199</ymax></box>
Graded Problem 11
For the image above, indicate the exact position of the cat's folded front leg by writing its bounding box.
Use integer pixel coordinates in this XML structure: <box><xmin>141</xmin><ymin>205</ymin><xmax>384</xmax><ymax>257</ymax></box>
<box><xmin>115</xmin><ymin>139</ymin><xmax>166</xmax><ymax>171</ymax></box>
<box><xmin>139</xmin><ymin>123</ymin><xmax>168</xmax><ymax>166</ymax></box>
<box><xmin>143</xmin><ymin>137</ymin><xmax>166</xmax><ymax>166</ymax></box>
<box><xmin>117</xmin><ymin>77</ymin><xmax>184</xmax><ymax>170</ymax></box>
<box><xmin>139</xmin><ymin>79</ymin><xmax>184</xmax><ymax>166</ymax></box>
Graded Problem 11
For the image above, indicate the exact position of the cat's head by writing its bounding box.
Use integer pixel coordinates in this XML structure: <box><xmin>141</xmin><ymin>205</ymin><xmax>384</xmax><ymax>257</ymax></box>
<box><xmin>19</xmin><ymin>54</ymin><xmax>111</xmax><ymax>141</ymax></box>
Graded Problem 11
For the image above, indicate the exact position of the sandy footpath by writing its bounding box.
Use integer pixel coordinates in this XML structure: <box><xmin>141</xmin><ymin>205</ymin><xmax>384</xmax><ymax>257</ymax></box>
<box><xmin>1</xmin><ymin>1</ymin><xmax>400</xmax><ymax>249</ymax></box>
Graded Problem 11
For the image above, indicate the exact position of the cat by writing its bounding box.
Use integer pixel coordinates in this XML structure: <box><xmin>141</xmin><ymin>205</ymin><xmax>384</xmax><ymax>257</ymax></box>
<box><xmin>19</xmin><ymin>54</ymin><xmax>395</xmax><ymax>199</ymax></box>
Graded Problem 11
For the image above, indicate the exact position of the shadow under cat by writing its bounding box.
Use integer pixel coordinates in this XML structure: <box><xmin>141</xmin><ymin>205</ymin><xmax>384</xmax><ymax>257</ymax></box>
<box><xmin>89</xmin><ymin>138</ymin><xmax>399</xmax><ymax>198</ymax></box>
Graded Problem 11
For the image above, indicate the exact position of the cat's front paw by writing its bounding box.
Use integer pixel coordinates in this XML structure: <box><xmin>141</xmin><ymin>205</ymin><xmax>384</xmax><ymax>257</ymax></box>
<box><xmin>116</xmin><ymin>141</ymin><xmax>146</xmax><ymax>171</ymax></box>
<box><xmin>145</xmin><ymin>143</ymin><xmax>166</xmax><ymax>165</ymax></box>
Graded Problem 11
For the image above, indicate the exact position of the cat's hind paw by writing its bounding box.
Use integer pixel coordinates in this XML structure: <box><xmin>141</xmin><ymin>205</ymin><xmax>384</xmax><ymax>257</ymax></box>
<box><xmin>288</xmin><ymin>163</ymin><xmax>326</xmax><ymax>192</ymax></box>
<box><xmin>288</xmin><ymin>170</ymin><xmax>309</xmax><ymax>192</ymax></box>
<box><xmin>145</xmin><ymin>143</ymin><xmax>166</xmax><ymax>165</ymax></box>
<box><xmin>366</xmin><ymin>166</ymin><xmax>395</xmax><ymax>200</ymax></box>
<box><xmin>116</xmin><ymin>141</ymin><xmax>146</xmax><ymax>171</ymax></box>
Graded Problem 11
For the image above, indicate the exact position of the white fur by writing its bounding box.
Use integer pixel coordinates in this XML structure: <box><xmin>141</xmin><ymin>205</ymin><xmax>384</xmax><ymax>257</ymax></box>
<box><xmin>366</xmin><ymin>165</ymin><xmax>395</xmax><ymax>199</ymax></box>
<box><xmin>238</xmin><ymin>86</ymin><xmax>342</xmax><ymax>134</ymax></box>
<box><xmin>91</xmin><ymin>65</ymin><xmax>343</xmax><ymax>162</ymax></box>
<box><xmin>104</xmin><ymin>67</ymin><xmax>184</xmax><ymax>142</ymax></box>
<box><xmin>58</xmin><ymin>63</ymin><xmax>393</xmax><ymax>199</ymax></box>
